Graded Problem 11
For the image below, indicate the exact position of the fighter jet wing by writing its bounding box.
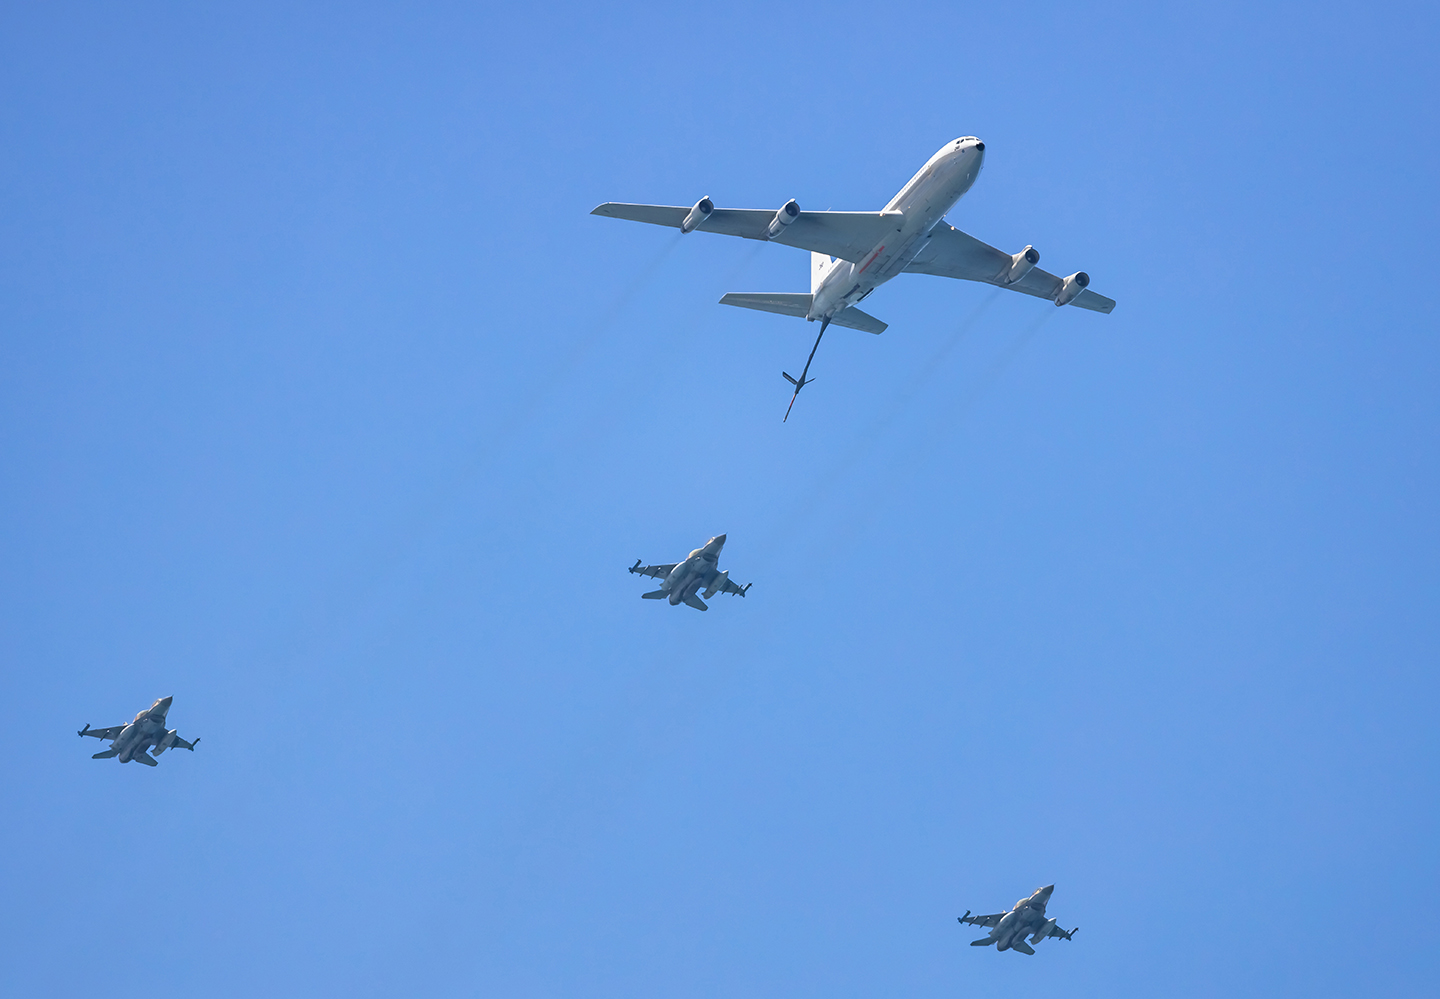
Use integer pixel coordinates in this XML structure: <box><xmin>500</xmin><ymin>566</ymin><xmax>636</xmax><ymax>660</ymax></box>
<box><xmin>905</xmin><ymin>224</ymin><xmax>1116</xmax><ymax>314</ymax></box>
<box><xmin>169</xmin><ymin>735</ymin><xmax>199</xmax><ymax>751</ymax></box>
<box><xmin>959</xmin><ymin>911</ymin><xmax>1006</xmax><ymax>928</ymax></box>
<box><xmin>78</xmin><ymin>724</ymin><xmax>124</xmax><ymax>741</ymax></box>
<box><xmin>591</xmin><ymin>203</ymin><xmax>904</xmax><ymax>264</ymax></box>
<box><xmin>718</xmin><ymin>576</ymin><xmax>751</xmax><ymax>597</ymax></box>
<box><xmin>629</xmin><ymin>561</ymin><xmax>678</xmax><ymax>581</ymax></box>
<box><xmin>1045</xmin><ymin>923</ymin><xmax>1078</xmax><ymax>941</ymax></box>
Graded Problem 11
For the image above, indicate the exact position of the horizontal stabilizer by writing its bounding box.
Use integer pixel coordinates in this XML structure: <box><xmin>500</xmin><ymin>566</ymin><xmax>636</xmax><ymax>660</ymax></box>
<box><xmin>683</xmin><ymin>593</ymin><xmax>709</xmax><ymax>611</ymax></box>
<box><xmin>970</xmin><ymin>938</ymin><xmax>996</xmax><ymax>946</ymax></box>
<box><xmin>132</xmin><ymin>752</ymin><xmax>158</xmax><ymax>767</ymax></box>
<box><xmin>1011</xmin><ymin>940</ymin><xmax>1036</xmax><ymax>955</ymax></box>
<box><xmin>720</xmin><ymin>292</ymin><xmax>811</xmax><ymax>318</ymax></box>
<box><xmin>92</xmin><ymin>749</ymin><xmax>118</xmax><ymax>759</ymax></box>
<box><xmin>641</xmin><ymin>589</ymin><xmax>668</xmax><ymax>600</ymax></box>
<box><xmin>719</xmin><ymin>293</ymin><xmax>887</xmax><ymax>334</ymax></box>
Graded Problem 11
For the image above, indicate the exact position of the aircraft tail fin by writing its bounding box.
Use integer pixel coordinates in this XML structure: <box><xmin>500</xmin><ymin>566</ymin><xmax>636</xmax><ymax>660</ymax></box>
<box><xmin>811</xmin><ymin>252</ymin><xmax>834</xmax><ymax>293</ymax></box>
<box><xmin>682</xmin><ymin>593</ymin><xmax>709</xmax><ymax>611</ymax></box>
<box><xmin>91</xmin><ymin>749</ymin><xmax>119</xmax><ymax>759</ymax></box>
<box><xmin>641</xmin><ymin>589</ymin><xmax>668</xmax><ymax>600</ymax></box>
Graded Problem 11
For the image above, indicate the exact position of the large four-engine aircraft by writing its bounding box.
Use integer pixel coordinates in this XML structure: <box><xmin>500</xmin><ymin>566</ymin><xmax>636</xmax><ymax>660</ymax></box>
<box><xmin>593</xmin><ymin>137</ymin><xmax>1114</xmax><ymax>419</ymax></box>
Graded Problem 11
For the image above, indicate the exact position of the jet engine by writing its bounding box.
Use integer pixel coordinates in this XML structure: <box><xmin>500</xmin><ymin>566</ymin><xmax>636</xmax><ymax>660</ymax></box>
<box><xmin>154</xmin><ymin>729</ymin><xmax>178</xmax><ymax>755</ymax></box>
<box><xmin>702</xmin><ymin>570</ymin><xmax>730</xmax><ymax>599</ymax></box>
<box><xmin>766</xmin><ymin>199</ymin><xmax>801</xmax><ymax>239</ymax></box>
<box><xmin>1003</xmin><ymin>245</ymin><xmax>1039</xmax><ymax>284</ymax></box>
<box><xmin>681</xmin><ymin>196</ymin><xmax>714</xmax><ymax>233</ymax></box>
<box><xmin>1055</xmin><ymin>271</ymin><xmax>1090</xmax><ymax>307</ymax></box>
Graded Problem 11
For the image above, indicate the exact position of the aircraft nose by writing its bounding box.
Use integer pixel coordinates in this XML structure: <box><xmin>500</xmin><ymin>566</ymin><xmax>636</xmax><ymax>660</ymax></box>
<box><xmin>715</xmin><ymin>534</ymin><xmax>726</xmax><ymax>543</ymax></box>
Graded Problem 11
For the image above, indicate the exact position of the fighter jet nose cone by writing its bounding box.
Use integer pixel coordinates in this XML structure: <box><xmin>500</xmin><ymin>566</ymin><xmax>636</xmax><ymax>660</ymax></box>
<box><xmin>716</xmin><ymin>534</ymin><xmax>726</xmax><ymax>542</ymax></box>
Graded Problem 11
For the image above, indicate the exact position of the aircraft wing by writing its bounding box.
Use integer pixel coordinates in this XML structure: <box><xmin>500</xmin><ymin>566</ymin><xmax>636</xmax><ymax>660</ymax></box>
<box><xmin>905</xmin><ymin>224</ymin><xmax>1116</xmax><ymax>314</ymax></box>
<box><xmin>629</xmin><ymin>561</ymin><xmax>678</xmax><ymax>581</ymax></box>
<box><xmin>591</xmin><ymin>203</ymin><xmax>904</xmax><ymax>264</ymax></box>
<box><xmin>169</xmin><ymin>735</ymin><xmax>199</xmax><ymax>751</ymax></box>
<box><xmin>718</xmin><ymin>576</ymin><xmax>751</xmax><ymax>597</ymax></box>
<box><xmin>1046</xmin><ymin>923</ymin><xmax>1078</xmax><ymax>941</ymax></box>
<box><xmin>78</xmin><ymin>724</ymin><xmax>124</xmax><ymax>741</ymax></box>
<box><xmin>959</xmin><ymin>911</ymin><xmax>1006</xmax><ymax>929</ymax></box>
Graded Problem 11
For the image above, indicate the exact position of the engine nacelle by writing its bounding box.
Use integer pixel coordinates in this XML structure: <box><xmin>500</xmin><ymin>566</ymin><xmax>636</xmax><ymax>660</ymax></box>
<box><xmin>766</xmin><ymin>199</ymin><xmax>801</xmax><ymax>239</ymax></box>
<box><xmin>703</xmin><ymin>569</ymin><xmax>730</xmax><ymax>599</ymax></box>
<box><xmin>1003</xmin><ymin>245</ymin><xmax>1039</xmax><ymax>284</ymax></box>
<box><xmin>1055</xmin><ymin>271</ymin><xmax>1089</xmax><ymax>307</ymax></box>
<box><xmin>681</xmin><ymin>196</ymin><xmax>714</xmax><ymax>233</ymax></box>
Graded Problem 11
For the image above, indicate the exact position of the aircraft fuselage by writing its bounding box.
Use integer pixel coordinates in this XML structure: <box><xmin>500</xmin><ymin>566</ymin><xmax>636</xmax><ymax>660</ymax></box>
<box><xmin>808</xmin><ymin>137</ymin><xmax>986</xmax><ymax>321</ymax></box>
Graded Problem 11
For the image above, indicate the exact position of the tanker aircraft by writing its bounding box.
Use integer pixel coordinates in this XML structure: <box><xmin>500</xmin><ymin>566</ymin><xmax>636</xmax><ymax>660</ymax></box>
<box><xmin>959</xmin><ymin>884</ymin><xmax>1078</xmax><ymax>955</ymax></box>
<box><xmin>629</xmin><ymin>534</ymin><xmax>751</xmax><ymax>611</ymax></box>
<box><xmin>79</xmin><ymin>696</ymin><xmax>199</xmax><ymax>767</ymax></box>
<box><xmin>593</xmin><ymin>136</ymin><xmax>1115</xmax><ymax>419</ymax></box>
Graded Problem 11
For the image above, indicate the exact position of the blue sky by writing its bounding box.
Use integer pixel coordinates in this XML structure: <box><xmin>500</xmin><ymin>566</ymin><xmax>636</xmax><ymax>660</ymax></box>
<box><xmin>2</xmin><ymin>2</ymin><xmax>1437</xmax><ymax>996</ymax></box>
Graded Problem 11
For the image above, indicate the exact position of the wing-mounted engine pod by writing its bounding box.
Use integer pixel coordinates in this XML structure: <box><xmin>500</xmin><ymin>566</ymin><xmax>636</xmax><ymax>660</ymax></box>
<box><xmin>1055</xmin><ymin>271</ymin><xmax>1090</xmax><ymax>307</ymax></box>
<box><xmin>1003</xmin><ymin>245</ymin><xmax>1040</xmax><ymax>284</ymax></box>
<box><xmin>681</xmin><ymin>196</ymin><xmax>714</xmax><ymax>233</ymax></box>
<box><xmin>766</xmin><ymin>199</ymin><xmax>801</xmax><ymax>239</ymax></box>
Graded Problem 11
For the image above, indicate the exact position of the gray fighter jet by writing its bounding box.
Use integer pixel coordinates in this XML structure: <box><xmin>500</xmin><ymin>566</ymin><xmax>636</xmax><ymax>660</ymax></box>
<box><xmin>78</xmin><ymin>696</ymin><xmax>198</xmax><ymax>767</ymax></box>
<box><xmin>959</xmin><ymin>885</ymin><xmax>1077</xmax><ymax>955</ymax></box>
<box><xmin>629</xmin><ymin>534</ymin><xmax>751</xmax><ymax>611</ymax></box>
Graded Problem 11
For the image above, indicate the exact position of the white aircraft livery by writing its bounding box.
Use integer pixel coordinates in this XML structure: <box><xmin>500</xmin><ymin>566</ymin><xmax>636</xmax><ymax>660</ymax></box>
<box><xmin>593</xmin><ymin>137</ymin><xmax>1114</xmax><ymax>418</ymax></box>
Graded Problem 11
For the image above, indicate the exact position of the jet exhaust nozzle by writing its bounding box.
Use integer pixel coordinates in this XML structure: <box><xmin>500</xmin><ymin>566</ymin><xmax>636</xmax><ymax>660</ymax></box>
<box><xmin>1003</xmin><ymin>245</ymin><xmax>1039</xmax><ymax>284</ymax></box>
<box><xmin>1055</xmin><ymin>271</ymin><xmax>1090</xmax><ymax>307</ymax></box>
<box><xmin>681</xmin><ymin>197</ymin><xmax>714</xmax><ymax>233</ymax></box>
<box><xmin>766</xmin><ymin>199</ymin><xmax>801</xmax><ymax>238</ymax></box>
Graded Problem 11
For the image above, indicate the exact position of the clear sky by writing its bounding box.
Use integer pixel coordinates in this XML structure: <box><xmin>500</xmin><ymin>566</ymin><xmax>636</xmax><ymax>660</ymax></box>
<box><xmin>2</xmin><ymin>2</ymin><xmax>1437</xmax><ymax>997</ymax></box>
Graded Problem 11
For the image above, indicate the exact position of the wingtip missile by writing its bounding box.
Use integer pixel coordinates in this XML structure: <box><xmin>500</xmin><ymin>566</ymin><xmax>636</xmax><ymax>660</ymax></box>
<box><xmin>78</xmin><ymin>724</ymin><xmax>89</xmax><ymax>737</ymax></box>
<box><xmin>629</xmin><ymin>559</ymin><xmax>642</xmax><ymax>574</ymax></box>
<box><xmin>959</xmin><ymin>910</ymin><xmax>970</xmax><ymax>923</ymax></box>
<box><xmin>742</xmin><ymin>582</ymin><xmax>752</xmax><ymax>596</ymax></box>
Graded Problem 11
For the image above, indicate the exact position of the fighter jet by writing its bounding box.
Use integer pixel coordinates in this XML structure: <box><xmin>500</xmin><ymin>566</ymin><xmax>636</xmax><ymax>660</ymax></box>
<box><xmin>629</xmin><ymin>534</ymin><xmax>751</xmax><ymax>611</ymax></box>
<box><xmin>959</xmin><ymin>885</ymin><xmax>1078</xmax><ymax>955</ymax></box>
<box><xmin>78</xmin><ymin>696</ymin><xmax>198</xmax><ymax>767</ymax></box>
